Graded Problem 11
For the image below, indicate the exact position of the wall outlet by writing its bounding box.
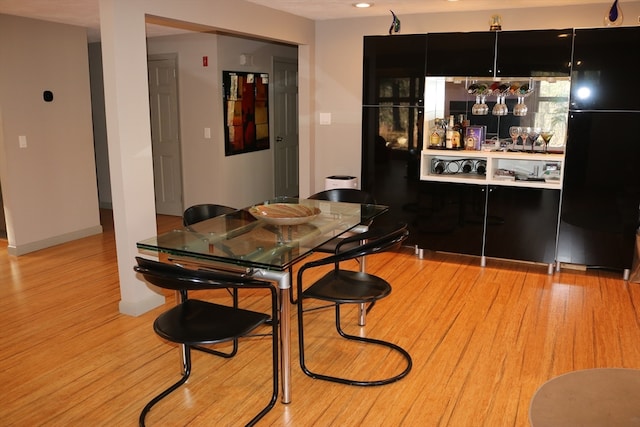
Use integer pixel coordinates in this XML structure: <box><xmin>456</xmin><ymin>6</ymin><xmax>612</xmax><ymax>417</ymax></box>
<box><xmin>19</xmin><ymin>135</ymin><xmax>27</xmax><ymax>148</ymax></box>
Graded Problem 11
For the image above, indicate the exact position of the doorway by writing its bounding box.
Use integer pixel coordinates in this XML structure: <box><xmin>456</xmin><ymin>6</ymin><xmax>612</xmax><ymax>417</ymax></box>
<box><xmin>148</xmin><ymin>54</ymin><xmax>183</xmax><ymax>216</ymax></box>
<box><xmin>273</xmin><ymin>57</ymin><xmax>299</xmax><ymax>197</ymax></box>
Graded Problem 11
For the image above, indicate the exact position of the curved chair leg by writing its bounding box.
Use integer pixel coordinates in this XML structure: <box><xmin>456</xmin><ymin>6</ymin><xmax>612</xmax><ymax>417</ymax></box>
<box><xmin>298</xmin><ymin>302</ymin><xmax>412</xmax><ymax>386</ymax></box>
<box><xmin>140</xmin><ymin>344</ymin><xmax>192</xmax><ymax>427</ymax></box>
<box><xmin>246</xmin><ymin>286</ymin><xmax>280</xmax><ymax>426</ymax></box>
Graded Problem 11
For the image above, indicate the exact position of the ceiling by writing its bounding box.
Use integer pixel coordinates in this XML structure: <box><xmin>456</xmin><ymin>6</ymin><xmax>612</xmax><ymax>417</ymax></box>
<box><xmin>0</xmin><ymin>0</ymin><xmax>611</xmax><ymax>42</ymax></box>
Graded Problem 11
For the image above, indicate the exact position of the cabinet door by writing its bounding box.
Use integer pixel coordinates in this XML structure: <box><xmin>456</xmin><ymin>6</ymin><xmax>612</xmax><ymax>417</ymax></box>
<box><xmin>426</xmin><ymin>32</ymin><xmax>496</xmax><ymax>77</ymax></box>
<box><xmin>557</xmin><ymin>112</ymin><xmax>640</xmax><ymax>270</ymax></box>
<box><xmin>485</xmin><ymin>186</ymin><xmax>560</xmax><ymax>264</ymax></box>
<box><xmin>571</xmin><ymin>27</ymin><xmax>640</xmax><ymax>111</ymax></box>
<box><xmin>496</xmin><ymin>29</ymin><xmax>573</xmax><ymax>77</ymax></box>
<box><xmin>413</xmin><ymin>181</ymin><xmax>486</xmax><ymax>256</ymax></box>
<box><xmin>363</xmin><ymin>34</ymin><xmax>427</xmax><ymax>106</ymax></box>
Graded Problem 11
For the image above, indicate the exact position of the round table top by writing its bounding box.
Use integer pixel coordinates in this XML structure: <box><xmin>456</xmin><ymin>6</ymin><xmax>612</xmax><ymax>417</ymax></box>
<box><xmin>529</xmin><ymin>368</ymin><xmax>640</xmax><ymax>427</ymax></box>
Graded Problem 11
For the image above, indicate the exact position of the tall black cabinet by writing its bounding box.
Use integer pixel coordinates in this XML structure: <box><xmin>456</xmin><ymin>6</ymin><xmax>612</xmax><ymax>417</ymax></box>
<box><xmin>362</xmin><ymin>35</ymin><xmax>426</xmax><ymax>245</ymax></box>
<box><xmin>557</xmin><ymin>27</ymin><xmax>640</xmax><ymax>273</ymax></box>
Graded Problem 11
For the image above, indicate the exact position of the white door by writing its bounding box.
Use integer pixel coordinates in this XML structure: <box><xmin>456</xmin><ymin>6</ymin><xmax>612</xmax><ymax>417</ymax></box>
<box><xmin>273</xmin><ymin>58</ymin><xmax>299</xmax><ymax>197</ymax></box>
<box><xmin>148</xmin><ymin>54</ymin><xmax>183</xmax><ymax>216</ymax></box>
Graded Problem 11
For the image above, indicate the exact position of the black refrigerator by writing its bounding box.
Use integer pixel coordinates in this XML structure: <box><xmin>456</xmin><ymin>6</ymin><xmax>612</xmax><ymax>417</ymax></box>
<box><xmin>557</xmin><ymin>27</ymin><xmax>640</xmax><ymax>274</ymax></box>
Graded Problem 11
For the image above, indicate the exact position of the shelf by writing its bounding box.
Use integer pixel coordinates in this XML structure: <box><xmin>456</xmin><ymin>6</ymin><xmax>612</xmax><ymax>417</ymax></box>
<box><xmin>420</xmin><ymin>149</ymin><xmax>564</xmax><ymax>189</ymax></box>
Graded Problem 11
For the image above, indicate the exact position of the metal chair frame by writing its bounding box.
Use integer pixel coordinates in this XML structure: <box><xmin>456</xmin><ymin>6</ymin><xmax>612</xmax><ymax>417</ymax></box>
<box><xmin>134</xmin><ymin>257</ymin><xmax>278</xmax><ymax>427</ymax></box>
<box><xmin>295</xmin><ymin>223</ymin><xmax>413</xmax><ymax>386</ymax></box>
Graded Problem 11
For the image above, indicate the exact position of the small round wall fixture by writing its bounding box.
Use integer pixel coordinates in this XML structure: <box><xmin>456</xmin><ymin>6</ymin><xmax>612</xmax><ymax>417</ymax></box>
<box><xmin>43</xmin><ymin>90</ymin><xmax>54</xmax><ymax>102</ymax></box>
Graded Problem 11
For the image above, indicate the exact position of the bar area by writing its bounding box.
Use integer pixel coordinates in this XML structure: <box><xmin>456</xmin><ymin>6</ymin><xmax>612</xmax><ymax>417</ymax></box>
<box><xmin>362</xmin><ymin>26</ymin><xmax>640</xmax><ymax>278</ymax></box>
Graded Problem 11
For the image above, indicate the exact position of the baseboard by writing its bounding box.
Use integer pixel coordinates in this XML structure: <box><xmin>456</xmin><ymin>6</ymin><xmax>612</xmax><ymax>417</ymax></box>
<box><xmin>7</xmin><ymin>225</ymin><xmax>103</xmax><ymax>256</ymax></box>
<box><xmin>119</xmin><ymin>293</ymin><xmax>165</xmax><ymax>317</ymax></box>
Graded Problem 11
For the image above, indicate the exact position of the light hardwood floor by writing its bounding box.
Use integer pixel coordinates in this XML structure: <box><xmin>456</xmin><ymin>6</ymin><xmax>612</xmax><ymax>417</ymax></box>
<box><xmin>1</xmin><ymin>209</ymin><xmax>639</xmax><ymax>426</ymax></box>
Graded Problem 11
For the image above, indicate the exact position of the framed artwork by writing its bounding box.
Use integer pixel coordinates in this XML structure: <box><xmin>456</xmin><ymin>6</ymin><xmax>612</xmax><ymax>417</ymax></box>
<box><xmin>222</xmin><ymin>71</ymin><xmax>270</xmax><ymax>156</ymax></box>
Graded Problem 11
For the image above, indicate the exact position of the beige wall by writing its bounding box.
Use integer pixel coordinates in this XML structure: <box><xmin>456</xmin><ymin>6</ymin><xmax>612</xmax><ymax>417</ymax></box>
<box><xmin>145</xmin><ymin>32</ymin><xmax>297</xmax><ymax>210</ymax></box>
<box><xmin>0</xmin><ymin>14</ymin><xmax>101</xmax><ymax>255</ymax></box>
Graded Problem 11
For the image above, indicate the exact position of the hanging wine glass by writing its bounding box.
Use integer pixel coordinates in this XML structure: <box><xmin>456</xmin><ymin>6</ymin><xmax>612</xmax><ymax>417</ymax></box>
<box><xmin>513</xmin><ymin>96</ymin><xmax>528</xmax><ymax>116</ymax></box>
<box><xmin>473</xmin><ymin>95</ymin><xmax>488</xmax><ymax>115</ymax></box>
<box><xmin>540</xmin><ymin>130</ymin><xmax>554</xmax><ymax>153</ymax></box>
<box><xmin>481</xmin><ymin>96</ymin><xmax>489</xmax><ymax>115</ymax></box>
<box><xmin>509</xmin><ymin>126</ymin><xmax>521</xmax><ymax>151</ymax></box>
<box><xmin>472</xmin><ymin>95</ymin><xmax>483</xmax><ymax>115</ymax></box>
<box><xmin>492</xmin><ymin>95</ymin><xmax>508</xmax><ymax>116</ymax></box>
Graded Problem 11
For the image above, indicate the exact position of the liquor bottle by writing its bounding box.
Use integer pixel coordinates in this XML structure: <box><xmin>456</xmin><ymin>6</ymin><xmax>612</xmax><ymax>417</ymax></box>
<box><xmin>454</xmin><ymin>114</ymin><xmax>466</xmax><ymax>149</ymax></box>
<box><xmin>429</xmin><ymin>119</ymin><xmax>444</xmax><ymax>148</ymax></box>
<box><xmin>462</xmin><ymin>116</ymin><xmax>471</xmax><ymax>149</ymax></box>
<box><xmin>445</xmin><ymin>115</ymin><xmax>455</xmax><ymax>149</ymax></box>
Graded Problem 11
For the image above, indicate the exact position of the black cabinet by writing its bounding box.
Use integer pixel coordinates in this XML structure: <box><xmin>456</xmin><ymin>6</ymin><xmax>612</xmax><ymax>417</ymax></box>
<box><xmin>485</xmin><ymin>186</ymin><xmax>560</xmax><ymax>264</ymax></box>
<box><xmin>414</xmin><ymin>182</ymin><xmax>560</xmax><ymax>264</ymax></box>
<box><xmin>571</xmin><ymin>27</ymin><xmax>640</xmax><ymax>111</ymax></box>
<box><xmin>496</xmin><ymin>29</ymin><xmax>573</xmax><ymax>77</ymax></box>
<box><xmin>363</xmin><ymin>34</ymin><xmax>427</xmax><ymax>106</ymax></box>
<box><xmin>362</xmin><ymin>35</ymin><xmax>427</xmax><ymax>242</ymax></box>
<box><xmin>413</xmin><ymin>181</ymin><xmax>486</xmax><ymax>256</ymax></box>
<box><xmin>558</xmin><ymin>112</ymin><xmax>640</xmax><ymax>270</ymax></box>
<box><xmin>426</xmin><ymin>32</ymin><xmax>496</xmax><ymax>77</ymax></box>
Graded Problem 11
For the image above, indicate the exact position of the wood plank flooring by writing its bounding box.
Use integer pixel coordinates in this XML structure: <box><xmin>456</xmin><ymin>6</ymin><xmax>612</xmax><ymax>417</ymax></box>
<box><xmin>1</xmin><ymin>209</ymin><xmax>639</xmax><ymax>426</ymax></box>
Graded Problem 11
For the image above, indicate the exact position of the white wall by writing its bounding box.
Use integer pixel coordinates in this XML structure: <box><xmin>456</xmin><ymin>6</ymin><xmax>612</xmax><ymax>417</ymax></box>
<box><xmin>0</xmin><ymin>14</ymin><xmax>102</xmax><ymax>255</ymax></box>
<box><xmin>146</xmin><ymin>32</ymin><xmax>297</xmax><ymax>210</ymax></box>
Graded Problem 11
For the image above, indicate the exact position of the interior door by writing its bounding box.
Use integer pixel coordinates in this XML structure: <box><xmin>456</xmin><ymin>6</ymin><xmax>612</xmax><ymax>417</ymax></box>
<box><xmin>148</xmin><ymin>54</ymin><xmax>183</xmax><ymax>216</ymax></box>
<box><xmin>273</xmin><ymin>58</ymin><xmax>299</xmax><ymax>197</ymax></box>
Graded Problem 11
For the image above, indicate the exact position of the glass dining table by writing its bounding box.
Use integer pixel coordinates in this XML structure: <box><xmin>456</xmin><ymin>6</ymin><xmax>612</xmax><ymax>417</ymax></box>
<box><xmin>136</xmin><ymin>197</ymin><xmax>388</xmax><ymax>404</ymax></box>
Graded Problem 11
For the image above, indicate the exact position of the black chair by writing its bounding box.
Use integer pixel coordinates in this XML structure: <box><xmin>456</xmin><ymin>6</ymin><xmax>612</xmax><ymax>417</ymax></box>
<box><xmin>308</xmin><ymin>188</ymin><xmax>376</xmax><ymax>205</ymax></box>
<box><xmin>308</xmin><ymin>188</ymin><xmax>376</xmax><ymax>254</ymax></box>
<box><xmin>182</xmin><ymin>203</ymin><xmax>237</xmax><ymax>227</ymax></box>
<box><xmin>134</xmin><ymin>257</ymin><xmax>278</xmax><ymax>427</ymax></box>
<box><xmin>296</xmin><ymin>222</ymin><xmax>412</xmax><ymax>386</ymax></box>
<box><xmin>306</xmin><ymin>188</ymin><xmax>379</xmax><ymax>324</ymax></box>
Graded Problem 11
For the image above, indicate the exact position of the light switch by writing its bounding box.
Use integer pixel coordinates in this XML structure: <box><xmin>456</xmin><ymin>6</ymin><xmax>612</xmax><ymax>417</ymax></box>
<box><xmin>319</xmin><ymin>113</ymin><xmax>332</xmax><ymax>125</ymax></box>
<box><xmin>19</xmin><ymin>135</ymin><xmax>27</xmax><ymax>148</ymax></box>
<box><xmin>204</xmin><ymin>128</ymin><xmax>211</xmax><ymax>139</ymax></box>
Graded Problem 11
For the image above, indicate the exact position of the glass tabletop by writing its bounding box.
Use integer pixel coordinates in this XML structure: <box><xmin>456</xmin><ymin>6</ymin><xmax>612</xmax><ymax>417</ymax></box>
<box><xmin>137</xmin><ymin>197</ymin><xmax>388</xmax><ymax>271</ymax></box>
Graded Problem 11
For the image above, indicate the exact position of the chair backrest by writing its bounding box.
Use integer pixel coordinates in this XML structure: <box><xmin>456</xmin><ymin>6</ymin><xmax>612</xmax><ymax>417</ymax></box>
<box><xmin>134</xmin><ymin>257</ymin><xmax>270</xmax><ymax>291</ymax></box>
<box><xmin>308</xmin><ymin>188</ymin><xmax>376</xmax><ymax>205</ymax></box>
<box><xmin>183</xmin><ymin>204</ymin><xmax>237</xmax><ymax>226</ymax></box>
<box><xmin>299</xmin><ymin>222</ymin><xmax>408</xmax><ymax>272</ymax></box>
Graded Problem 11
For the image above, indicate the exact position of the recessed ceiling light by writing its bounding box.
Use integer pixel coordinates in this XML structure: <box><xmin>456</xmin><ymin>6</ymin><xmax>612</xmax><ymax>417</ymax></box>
<box><xmin>354</xmin><ymin>2</ymin><xmax>372</xmax><ymax>8</ymax></box>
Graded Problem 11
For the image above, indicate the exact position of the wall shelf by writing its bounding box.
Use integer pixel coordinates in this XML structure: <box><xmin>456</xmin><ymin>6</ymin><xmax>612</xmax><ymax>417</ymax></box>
<box><xmin>420</xmin><ymin>149</ymin><xmax>564</xmax><ymax>189</ymax></box>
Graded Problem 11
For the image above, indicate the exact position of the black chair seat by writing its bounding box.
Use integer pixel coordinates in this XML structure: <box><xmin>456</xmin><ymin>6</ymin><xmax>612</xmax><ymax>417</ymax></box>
<box><xmin>302</xmin><ymin>270</ymin><xmax>391</xmax><ymax>304</ymax></box>
<box><xmin>154</xmin><ymin>299</ymin><xmax>270</xmax><ymax>345</ymax></box>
